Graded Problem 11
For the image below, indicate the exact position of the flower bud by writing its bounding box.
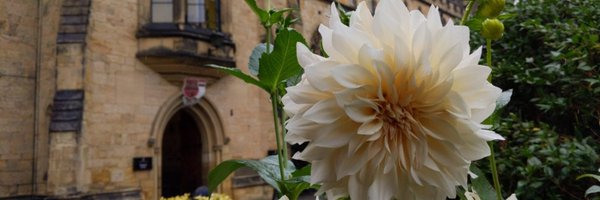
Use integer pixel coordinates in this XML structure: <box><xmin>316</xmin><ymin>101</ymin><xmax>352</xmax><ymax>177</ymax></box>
<box><xmin>477</xmin><ymin>0</ymin><xmax>505</xmax><ymax>18</ymax></box>
<box><xmin>481</xmin><ymin>18</ymin><xmax>504</xmax><ymax>40</ymax></box>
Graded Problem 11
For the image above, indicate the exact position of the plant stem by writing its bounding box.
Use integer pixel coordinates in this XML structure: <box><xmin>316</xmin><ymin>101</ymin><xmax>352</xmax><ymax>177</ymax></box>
<box><xmin>271</xmin><ymin>93</ymin><xmax>286</xmax><ymax>182</ymax></box>
<box><xmin>485</xmin><ymin>38</ymin><xmax>502</xmax><ymax>200</ymax></box>
<box><xmin>273</xmin><ymin>93</ymin><xmax>288</xmax><ymax>166</ymax></box>
<box><xmin>266</xmin><ymin>26</ymin><xmax>272</xmax><ymax>53</ymax></box>
<box><xmin>278</xmin><ymin>96</ymin><xmax>289</xmax><ymax>163</ymax></box>
<box><xmin>488</xmin><ymin>142</ymin><xmax>502</xmax><ymax>200</ymax></box>
<box><xmin>460</xmin><ymin>0</ymin><xmax>475</xmax><ymax>25</ymax></box>
<box><xmin>486</xmin><ymin>39</ymin><xmax>493</xmax><ymax>69</ymax></box>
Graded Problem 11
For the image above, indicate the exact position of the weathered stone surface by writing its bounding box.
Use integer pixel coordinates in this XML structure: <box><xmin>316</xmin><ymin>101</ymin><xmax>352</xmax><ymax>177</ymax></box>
<box><xmin>62</xmin><ymin>0</ymin><xmax>90</xmax><ymax>7</ymax></box>
<box><xmin>49</xmin><ymin>90</ymin><xmax>83</xmax><ymax>132</ymax></box>
<box><xmin>57</xmin><ymin>33</ymin><xmax>86</xmax><ymax>43</ymax></box>
<box><xmin>57</xmin><ymin>0</ymin><xmax>90</xmax><ymax>44</ymax></box>
<box><xmin>0</xmin><ymin>0</ymin><xmax>41</xmax><ymax>197</ymax></box>
<box><xmin>59</xmin><ymin>24</ymin><xmax>87</xmax><ymax>34</ymax></box>
<box><xmin>60</xmin><ymin>16</ymin><xmax>88</xmax><ymax>25</ymax></box>
<box><xmin>61</xmin><ymin>6</ymin><xmax>90</xmax><ymax>16</ymax></box>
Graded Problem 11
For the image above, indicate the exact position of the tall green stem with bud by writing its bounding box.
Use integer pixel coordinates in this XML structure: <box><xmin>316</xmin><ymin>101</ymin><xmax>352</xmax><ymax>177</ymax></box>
<box><xmin>462</xmin><ymin>1</ymin><xmax>505</xmax><ymax>199</ymax></box>
<box><xmin>486</xmin><ymin>38</ymin><xmax>502</xmax><ymax>200</ymax></box>
<box><xmin>460</xmin><ymin>0</ymin><xmax>475</xmax><ymax>26</ymax></box>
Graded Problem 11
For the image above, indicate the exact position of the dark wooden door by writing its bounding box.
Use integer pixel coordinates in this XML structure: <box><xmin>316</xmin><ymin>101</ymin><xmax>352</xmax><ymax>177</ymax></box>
<box><xmin>161</xmin><ymin>109</ymin><xmax>203</xmax><ymax>197</ymax></box>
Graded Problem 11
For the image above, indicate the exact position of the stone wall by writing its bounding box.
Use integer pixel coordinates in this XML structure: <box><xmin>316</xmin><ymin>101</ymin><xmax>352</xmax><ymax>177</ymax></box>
<box><xmin>0</xmin><ymin>0</ymin><xmax>37</xmax><ymax>195</ymax></box>
<box><xmin>36</xmin><ymin>0</ymin><xmax>63</xmax><ymax>196</ymax></box>
<box><xmin>80</xmin><ymin>1</ymin><xmax>172</xmax><ymax>199</ymax></box>
<box><xmin>0</xmin><ymin>0</ymin><xmax>61</xmax><ymax>197</ymax></box>
<box><xmin>78</xmin><ymin>0</ymin><xmax>281</xmax><ymax>199</ymax></box>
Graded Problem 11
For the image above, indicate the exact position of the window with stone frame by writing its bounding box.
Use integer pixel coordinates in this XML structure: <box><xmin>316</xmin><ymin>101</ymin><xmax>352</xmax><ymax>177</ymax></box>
<box><xmin>151</xmin><ymin>0</ymin><xmax>221</xmax><ymax>31</ymax></box>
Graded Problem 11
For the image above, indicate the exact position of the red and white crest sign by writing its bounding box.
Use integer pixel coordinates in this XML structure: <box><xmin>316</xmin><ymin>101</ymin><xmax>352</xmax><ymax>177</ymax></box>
<box><xmin>182</xmin><ymin>77</ymin><xmax>206</xmax><ymax>106</ymax></box>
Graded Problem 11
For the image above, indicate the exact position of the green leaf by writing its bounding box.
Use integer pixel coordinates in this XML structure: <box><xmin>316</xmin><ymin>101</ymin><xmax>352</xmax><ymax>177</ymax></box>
<box><xmin>207</xmin><ymin>156</ymin><xmax>295</xmax><ymax>193</ymax></box>
<box><xmin>589</xmin><ymin>34</ymin><xmax>599</xmax><ymax>43</ymax></box>
<box><xmin>269</xmin><ymin>8</ymin><xmax>294</xmax><ymax>25</ymax></box>
<box><xmin>207</xmin><ymin>160</ymin><xmax>245</xmax><ymax>193</ymax></box>
<box><xmin>249</xmin><ymin>43</ymin><xmax>273</xmax><ymax>76</ymax></box>
<box><xmin>280</xmin><ymin>14</ymin><xmax>299</xmax><ymax>30</ymax></box>
<box><xmin>466</xmin><ymin>17</ymin><xmax>485</xmax><ymax>31</ymax></box>
<box><xmin>291</xmin><ymin>165</ymin><xmax>311</xmax><ymax>177</ymax></box>
<box><xmin>585</xmin><ymin>185</ymin><xmax>600</xmax><ymax>197</ymax></box>
<box><xmin>283</xmin><ymin>164</ymin><xmax>315</xmax><ymax>199</ymax></box>
<box><xmin>206</xmin><ymin>64</ymin><xmax>269</xmax><ymax>92</ymax></box>
<box><xmin>249</xmin><ymin>156</ymin><xmax>295</xmax><ymax>192</ymax></box>
<box><xmin>336</xmin><ymin>4</ymin><xmax>351</xmax><ymax>26</ymax></box>
<box><xmin>258</xmin><ymin>29</ymin><xmax>306</xmax><ymax>92</ymax></box>
<box><xmin>470</xmin><ymin>165</ymin><xmax>498</xmax><ymax>200</ymax></box>
<box><xmin>282</xmin><ymin>178</ymin><xmax>315</xmax><ymax>200</ymax></box>
<box><xmin>577</xmin><ymin>174</ymin><xmax>600</xmax><ymax>182</ymax></box>
<box><xmin>527</xmin><ymin>156</ymin><xmax>542</xmax><ymax>166</ymax></box>
<box><xmin>498</xmin><ymin>13</ymin><xmax>518</xmax><ymax>20</ymax></box>
<box><xmin>244</xmin><ymin>0</ymin><xmax>269</xmax><ymax>24</ymax></box>
<box><xmin>286</xmin><ymin>72</ymin><xmax>303</xmax><ymax>87</ymax></box>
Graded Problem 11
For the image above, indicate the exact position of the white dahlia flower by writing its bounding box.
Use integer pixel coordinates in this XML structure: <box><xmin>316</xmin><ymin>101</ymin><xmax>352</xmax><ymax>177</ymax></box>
<box><xmin>283</xmin><ymin>0</ymin><xmax>504</xmax><ymax>199</ymax></box>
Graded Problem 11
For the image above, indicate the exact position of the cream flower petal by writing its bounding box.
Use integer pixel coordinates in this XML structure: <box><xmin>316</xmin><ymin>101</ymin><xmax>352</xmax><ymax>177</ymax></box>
<box><xmin>350</xmin><ymin>3</ymin><xmax>377</xmax><ymax>47</ymax></box>
<box><xmin>310</xmin><ymin>118</ymin><xmax>358</xmax><ymax>148</ymax></box>
<box><xmin>357</xmin><ymin>119</ymin><xmax>383</xmax><ymax>135</ymax></box>
<box><xmin>426</xmin><ymin>6</ymin><xmax>443</xmax><ymax>31</ymax></box>
<box><xmin>296</xmin><ymin>43</ymin><xmax>325</xmax><ymax>68</ymax></box>
<box><xmin>286</xmin><ymin>84</ymin><xmax>331</xmax><ymax>105</ymax></box>
<box><xmin>478</xmin><ymin>129</ymin><xmax>505</xmax><ymax>141</ymax></box>
<box><xmin>282</xmin><ymin>95</ymin><xmax>304</xmax><ymax>116</ymax></box>
<box><xmin>283</xmin><ymin>0</ymin><xmax>503</xmax><ymax>199</ymax></box>
<box><xmin>319</xmin><ymin>25</ymin><xmax>348</xmax><ymax>64</ymax></box>
<box><xmin>302</xmin><ymin>98</ymin><xmax>342</xmax><ymax>123</ymax></box>
<box><xmin>343</xmin><ymin>97</ymin><xmax>378</xmax><ymax>123</ymax></box>
<box><xmin>471</xmin><ymin>102</ymin><xmax>497</xmax><ymax>123</ymax></box>
<box><xmin>278</xmin><ymin>195</ymin><xmax>289</xmax><ymax>200</ymax></box>
<box><xmin>304</xmin><ymin>61</ymin><xmax>342</xmax><ymax>92</ymax></box>
<box><xmin>452</xmin><ymin>65</ymin><xmax>492</xmax><ymax>92</ymax></box>
<box><xmin>331</xmin><ymin>64</ymin><xmax>375</xmax><ymax>89</ymax></box>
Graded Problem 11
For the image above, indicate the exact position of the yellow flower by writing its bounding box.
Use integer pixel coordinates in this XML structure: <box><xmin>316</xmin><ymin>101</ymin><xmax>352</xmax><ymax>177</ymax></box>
<box><xmin>194</xmin><ymin>193</ymin><xmax>232</xmax><ymax>200</ymax></box>
<box><xmin>160</xmin><ymin>193</ymin><xmax>190</xmax><ymax>200</ymax></box>
<box><xmin>283</xmin><ymin>0</ymin><xmax>503</xmax><ymax>199</ymax></box>
<box><xmin>161</xmin><ymin>193</ymin><xmax>231</xmax><ymax>200</ymax></box>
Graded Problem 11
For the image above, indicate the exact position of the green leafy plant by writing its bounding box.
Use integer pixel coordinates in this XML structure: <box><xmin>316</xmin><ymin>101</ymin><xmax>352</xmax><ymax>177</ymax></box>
<box><xmin>206</xmin><ymin>1</ymin><xmax>313</xmax><ymax>199</ymax></box>
<box><xmin>472</xmin><ymin>0</ymin><xmax>600</xmax><ymax>137</ymax></box>
<box><xmin>577</xmin><ymin>169</ymin><xmax>600</xmax><ymax>199</ymax></box>
<box><xmin>488</xmin><ymin>113</ymin><xmax>599</xmax><ymax>199</ymax></box>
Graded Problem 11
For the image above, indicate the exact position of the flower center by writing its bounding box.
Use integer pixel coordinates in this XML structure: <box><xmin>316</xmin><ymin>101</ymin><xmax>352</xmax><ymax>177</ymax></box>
<box><xmin>377</xmin><ymin>102</ymin><xmax>417</xmax><ymax>135</ymax></box>
<box><xmin>375</xmin><ymin>100</ymin><xmax>426</xmax><ymax>169</ymax></box>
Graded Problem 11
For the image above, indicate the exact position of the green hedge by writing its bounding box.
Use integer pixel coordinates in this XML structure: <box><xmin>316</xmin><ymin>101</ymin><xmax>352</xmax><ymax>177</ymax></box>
<box><xmin>474</xmin><ymin>0</ymin><xmax>600</xmax><ymax>136</ymax></box>
<box><xmin>469</xmin><ymin>0</ymin><xmax>600</xmax><ymax>199</ymax></box>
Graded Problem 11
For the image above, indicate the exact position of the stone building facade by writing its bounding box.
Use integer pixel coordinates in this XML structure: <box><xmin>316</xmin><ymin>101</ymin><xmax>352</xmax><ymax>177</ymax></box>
<box><xmin>0</xmin><ymin>0</ymin><xmax>463</xmax><ymax>199</ymax></box>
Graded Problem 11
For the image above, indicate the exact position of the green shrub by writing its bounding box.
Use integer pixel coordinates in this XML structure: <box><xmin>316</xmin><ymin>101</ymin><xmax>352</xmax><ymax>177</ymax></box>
<box><xmin>471</xmin><ymin>0</ymin><xmax>600</xmax><ymax>136</ymax></box>
<box><xmin>469</xmin><ymin>0</ymin><xmax>600</xmax><ymax>198</ymax></box>
<box><xmin>481</xmin><ymin>113</ymin><xmax>599</xmax><ymax>199</ymax></box>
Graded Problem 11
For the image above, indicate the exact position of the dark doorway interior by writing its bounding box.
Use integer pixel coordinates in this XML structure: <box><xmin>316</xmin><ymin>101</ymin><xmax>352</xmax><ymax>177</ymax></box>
<box><xmin>162</xmin><ymin>109</ymin><xmax>203</xmax><ymax>197</ymax></box>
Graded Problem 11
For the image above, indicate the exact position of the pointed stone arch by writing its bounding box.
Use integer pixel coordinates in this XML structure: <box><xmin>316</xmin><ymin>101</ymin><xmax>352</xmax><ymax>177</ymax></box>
<box><xmin>148</xmin><ymin>92</ymin><xmax>225</xmax><ymax>198</ymax></box>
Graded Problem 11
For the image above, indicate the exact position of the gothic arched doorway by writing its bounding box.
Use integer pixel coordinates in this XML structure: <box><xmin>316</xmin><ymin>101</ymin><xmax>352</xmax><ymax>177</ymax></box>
<box><xmin>151</xmin><ymin>94</ymin><xmax>225</xmax><ymax>199</ymax></box>
<box><xmin>161</xmin><ymin>109</ymin><xmax>204</xmax><ymax>197</ymax></box>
